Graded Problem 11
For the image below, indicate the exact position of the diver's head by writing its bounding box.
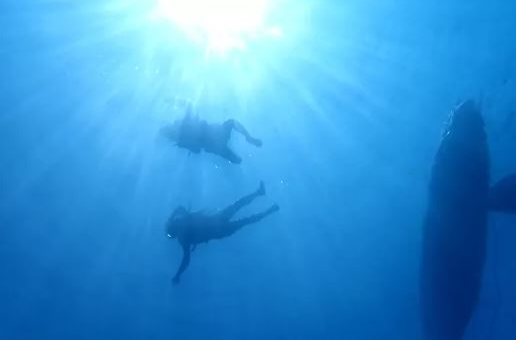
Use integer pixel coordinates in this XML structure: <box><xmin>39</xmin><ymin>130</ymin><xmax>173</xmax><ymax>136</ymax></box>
<box><xmin>166</xmin><ymin>218</ymin><xmax>178</xmax><ymax>239</ymax></box>
<box><xmin>165</xmin><ymin>206</ymin><xmax>188</xmax><ymax>238</ymax></box>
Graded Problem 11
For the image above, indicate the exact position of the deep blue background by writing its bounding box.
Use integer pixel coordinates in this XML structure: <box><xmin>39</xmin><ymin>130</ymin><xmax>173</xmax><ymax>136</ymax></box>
<box><xmin>0</xmin><ymin>0</ymin><xmax>515</xmax><ymax>339</ymax></box>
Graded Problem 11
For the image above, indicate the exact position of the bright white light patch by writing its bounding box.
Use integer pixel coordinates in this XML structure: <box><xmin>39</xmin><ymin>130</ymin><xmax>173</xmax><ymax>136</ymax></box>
<box><xmin>151</xmin><ymin>0</ymin><xmax>280</xmax><ymax>53</ymax></box>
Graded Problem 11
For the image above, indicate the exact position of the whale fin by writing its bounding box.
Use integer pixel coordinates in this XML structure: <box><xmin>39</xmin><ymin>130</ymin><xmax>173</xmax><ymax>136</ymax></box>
<box><xmin>488</xmin><ymin>174</ymin><xmax>516</xmax><ymax>212</ymax></box>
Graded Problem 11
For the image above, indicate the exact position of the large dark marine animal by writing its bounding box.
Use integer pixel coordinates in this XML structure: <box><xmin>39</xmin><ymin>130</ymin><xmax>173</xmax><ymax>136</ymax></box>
<box><xmin>420</xmin><ymin>100</ymin><xmax>516</xmax><ymax>340</ymax></box>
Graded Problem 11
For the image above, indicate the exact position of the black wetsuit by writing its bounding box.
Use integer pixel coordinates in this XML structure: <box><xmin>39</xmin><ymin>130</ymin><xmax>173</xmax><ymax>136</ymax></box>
<box><xmin>168</xmin><ymin>183</ymin><xmax>278</xmax><ymax>284</ymax></box>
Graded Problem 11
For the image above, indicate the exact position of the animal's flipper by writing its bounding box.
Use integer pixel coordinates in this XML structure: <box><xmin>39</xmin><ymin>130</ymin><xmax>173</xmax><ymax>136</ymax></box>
<box><xmin>488</xmin><ymin>173</ymin><xmax>516</xmax><ymax>213</ymax></box>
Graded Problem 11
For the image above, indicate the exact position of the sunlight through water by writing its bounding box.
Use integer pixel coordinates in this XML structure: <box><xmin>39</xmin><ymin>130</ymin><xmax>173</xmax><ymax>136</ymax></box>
<box><xmin>150</xmin><ymin>0</ymin><xmax>283</xmax><ymax>54</ymax></box>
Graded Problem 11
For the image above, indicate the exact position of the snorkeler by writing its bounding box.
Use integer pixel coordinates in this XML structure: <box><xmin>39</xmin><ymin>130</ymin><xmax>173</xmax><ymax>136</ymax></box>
<box><xmin>160</xmin><ymin>103</ymin><xmax>262</xmax><ymax>164</ymax></box>
<box><xmin>166</xmin><ymin>181</ymin><xmax>279</xmax><ymax>284</ymax></box>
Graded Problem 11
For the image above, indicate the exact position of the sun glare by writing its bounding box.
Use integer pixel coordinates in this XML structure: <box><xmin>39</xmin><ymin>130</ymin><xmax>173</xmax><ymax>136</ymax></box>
<box><xmin>150</xmin><ymin>0</ymin><xmax>282</xmax><ymax>53</ymax></box>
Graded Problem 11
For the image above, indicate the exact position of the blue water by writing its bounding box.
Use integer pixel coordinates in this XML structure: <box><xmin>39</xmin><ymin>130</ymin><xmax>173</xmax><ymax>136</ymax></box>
<box><xmin>1</xmin><ymin>1</ymin><xmax>515</xmax><ymax>339</ymax></box>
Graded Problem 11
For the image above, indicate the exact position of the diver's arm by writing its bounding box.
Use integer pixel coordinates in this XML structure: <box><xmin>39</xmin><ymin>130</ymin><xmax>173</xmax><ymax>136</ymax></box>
<box><xmin>173</xmin><ymin>243</ymin><xmax>191</xmax><ymax>285</ymax></box>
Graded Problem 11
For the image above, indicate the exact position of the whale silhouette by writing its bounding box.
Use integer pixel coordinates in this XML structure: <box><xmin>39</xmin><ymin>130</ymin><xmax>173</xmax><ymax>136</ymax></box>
<box><xmin>420</xmin><ymin>100</ymin><xmax>516</xmax><ymax>340</ymax></box>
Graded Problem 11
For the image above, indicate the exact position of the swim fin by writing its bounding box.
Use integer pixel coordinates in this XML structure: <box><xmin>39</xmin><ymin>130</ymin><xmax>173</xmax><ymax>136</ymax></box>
<box><xmin>488</xmin><ymin>174</ymin><xmax>516</xmax><ymax>213</ymax></box>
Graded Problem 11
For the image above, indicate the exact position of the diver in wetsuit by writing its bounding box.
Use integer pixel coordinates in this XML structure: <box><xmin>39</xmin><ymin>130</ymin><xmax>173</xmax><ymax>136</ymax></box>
<box><xmin>161</xmin><ymin>103</ymin><xmax>262</xmax><ymax>164</ymax></box>
<box><xmin>166</xmin><ymin>181</ymin><xmax>279</xmax><ymax>284</ymax></box>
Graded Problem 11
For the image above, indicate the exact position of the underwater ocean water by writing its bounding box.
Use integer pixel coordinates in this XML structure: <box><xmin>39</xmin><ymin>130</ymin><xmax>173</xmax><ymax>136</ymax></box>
<box><xmin>1</xmin><ymin>0</ymin><xmax>515</xmax><ymax>339</ymax></box>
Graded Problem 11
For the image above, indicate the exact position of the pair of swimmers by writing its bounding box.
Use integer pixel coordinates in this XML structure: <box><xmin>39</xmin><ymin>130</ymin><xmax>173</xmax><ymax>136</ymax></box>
<box><xmin>161</xmin><ymin>103</ymin><xmax>279</xmax><ymax>284</ymax></box>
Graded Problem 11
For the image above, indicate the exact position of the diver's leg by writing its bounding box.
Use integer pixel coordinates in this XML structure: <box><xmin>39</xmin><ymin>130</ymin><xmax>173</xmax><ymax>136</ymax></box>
<box><xmin>219</xmin><ymin>147</ymin><xmax>242</xmax><ymax>164</ymax></box>
<box><xmin>224</xmin><ymin>119</ymin><xmax>262</xmax><ymax>147</ymax></box>
<box><xmin>220</xmin><ymin>181</ymin><xmax>266</xmax><ymax>220</ymax></box>
<box><xmin>216</xmin><ymin>204</ymin><xmax>280</xmax><ymax>238</ymax></box>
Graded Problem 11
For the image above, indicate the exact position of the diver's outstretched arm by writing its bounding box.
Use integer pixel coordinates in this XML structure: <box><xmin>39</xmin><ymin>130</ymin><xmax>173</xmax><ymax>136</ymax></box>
<box><xmin>173</xmin><ymin>243</ymin><xmax>191</xmax><ymax>285</ymax></box>
<box><xmin>225</xmin><ymin>119</ymin><xmax>262</xmax><ymax>147</ymax></box>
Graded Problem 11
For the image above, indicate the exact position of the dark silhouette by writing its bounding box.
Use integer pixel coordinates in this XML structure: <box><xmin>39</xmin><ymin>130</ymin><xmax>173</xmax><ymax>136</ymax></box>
<box><xmin>161</xmin><ymin>104</ymin><xmax>262</xmax><ymax>164</ymax></box>
<box><xmin>420</xmin><ymin>100</ymin><xmax>516</xmax><ymax>340</ymax></box>
<box><xmin>166</xmin><ymin>181</ymin><xmax>279</xmax><ymax>284</ymax></box>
